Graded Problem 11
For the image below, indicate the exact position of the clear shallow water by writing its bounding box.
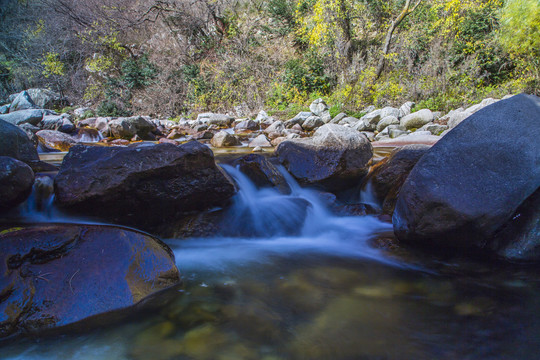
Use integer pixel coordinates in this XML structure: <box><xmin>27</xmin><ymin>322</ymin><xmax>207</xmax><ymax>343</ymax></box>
<box><xmin>3</xmin><ymin>159</ymin><xmax>540</xmax><ymax>359</ymax></box>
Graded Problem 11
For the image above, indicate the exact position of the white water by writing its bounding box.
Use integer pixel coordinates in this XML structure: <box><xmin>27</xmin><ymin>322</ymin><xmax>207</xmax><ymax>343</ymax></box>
<box><xmin>169</xmin><ymin>165</ymin><xmax>399</xmax><ymax>272</ymax></box>
<box><xmin>359</xmin><ymin>179</ymin><xmax>381</xmax><ymax>211</ymax></box>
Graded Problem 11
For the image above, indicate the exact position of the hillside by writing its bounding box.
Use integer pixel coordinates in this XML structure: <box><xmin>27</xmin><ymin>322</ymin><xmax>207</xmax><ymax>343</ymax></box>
<box><xmin>1</xmin><ymin>0</ymin><xmax>538</xmax><ymax>117</ymax></box>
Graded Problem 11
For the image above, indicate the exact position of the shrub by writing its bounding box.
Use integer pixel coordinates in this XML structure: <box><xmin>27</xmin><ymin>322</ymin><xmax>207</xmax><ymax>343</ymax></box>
<box><xmin>121</xmin><ymin>54</ymin><xmax>158</xmax><ymax>90</ymax></box>
<box><xmin>97</xmin><ymin>100</ymin><xmax>131</xmax><ymax>117</ymax></box>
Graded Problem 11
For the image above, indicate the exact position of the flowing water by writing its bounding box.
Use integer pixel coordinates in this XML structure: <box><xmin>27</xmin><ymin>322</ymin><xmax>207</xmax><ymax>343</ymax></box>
<box><xmin>3</xmin><ymin>162</ymin><xmax>540</xmax><ymax>359</ymax></box>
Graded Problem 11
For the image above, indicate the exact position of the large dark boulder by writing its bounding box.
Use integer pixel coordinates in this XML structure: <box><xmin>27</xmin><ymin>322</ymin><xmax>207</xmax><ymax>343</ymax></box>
<box><xmin>364</xmin><ymin>144</ymin><xmax>429</xmax><ymax>215</ymax></box>
<box><xmin>0</xmin><ymin>119</ymin><xmax>40</xmax><ymax>165</ymax></box>
<box><xmin>0</xmin><ymin>156</ymin><xmax>35</xmax><ymax>212</ymax></box>
<box><xmin>393</xmin><ymin>94</ymin><xmax>540</xmax><ymax>253</ymax></box>
<box><xmin>54</xmin><ymin>141</ymin><xmax>236</xmax><ymax>231</ymax></box>
<box><xmin>0</xmin><ymin>224</ymin><xmax>180</xmax><ymax>338</ymax></box>
<box><xmin>491</xmin><ymin>188</ymin><xmax>540</xmax><ymax>262</ymax></box>
<box><xmin>276</xmin><ymin>124</ymin><xmax>372</xmax><ymax>191</ymax></box>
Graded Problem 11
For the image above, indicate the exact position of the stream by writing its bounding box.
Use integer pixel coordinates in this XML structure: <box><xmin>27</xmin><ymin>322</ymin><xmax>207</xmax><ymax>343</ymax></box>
<box><xmin>2</xmin><ymin>148</ymin><xmax>540</xmax><ymax>359</ymax></box>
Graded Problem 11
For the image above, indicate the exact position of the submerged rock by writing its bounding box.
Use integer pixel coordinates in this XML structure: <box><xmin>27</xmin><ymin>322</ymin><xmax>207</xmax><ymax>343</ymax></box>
<box><xmin>0</xmin><ymin>156</ymin><xmax>34</xmax><ymax>212</ymax></box>
<box><xmin>54</xmin><ymin>141</ymin><xmax>235</xmax><ymax>232</ymax></box>
<box><xmin>276</xmin><ymin>124</ymin><xmax>372</xmax><ymax>191</ymax></box>
<box><xmin>393</xmin><ymin>94</ymin><xmax>540</xmax><ymax>255</ymax></box>
<box><xmin>0</xmin><ymin>224</ymin><xmax>180</xmax><ymax>339</ymax></box>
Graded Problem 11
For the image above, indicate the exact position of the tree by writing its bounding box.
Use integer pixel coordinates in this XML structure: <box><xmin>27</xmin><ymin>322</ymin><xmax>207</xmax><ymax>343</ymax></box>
<box><xmin>375</xmin><ymin>0</ymin><xmax>421</xmax><ymax>80</ymax></box>
<box><xmin>499</xmin><ymin>0</ymin><xmax>540</xmax><ymax>87</ymax></box>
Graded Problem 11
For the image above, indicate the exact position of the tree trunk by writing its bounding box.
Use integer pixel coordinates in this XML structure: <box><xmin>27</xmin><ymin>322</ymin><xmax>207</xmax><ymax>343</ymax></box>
<box><xmin>375</xmin><ymin>0</ymin><xmax>421</xmax><ymax>80</ymax></box>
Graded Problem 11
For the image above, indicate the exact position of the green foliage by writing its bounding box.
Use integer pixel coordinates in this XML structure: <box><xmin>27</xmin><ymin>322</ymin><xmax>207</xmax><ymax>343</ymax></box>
<box><xmin>96</xmin><ymin>100</ymin><xmax>131</xmax><ymax>117</ymax></box>
<box><xmin>284</xmin><ymin>54</ymin><xmax>333</xmax><ymax>94</ymax></box>
<box><xmin>499</xmin><ymin>0</ymin><xmax>540</xmax><ymax>58</ymax></box>
<box><xmin>81</xmin><ymin>109</ymin><xmax>96</xmax><ymax>119</ymax></box>
<box><xmin>182</xmin><ymin>64</ymin><xmax>210</xmax><ymax>100</ymax></box>
<box><xmin>328</xmin><ymin>103</ymin><xmax>343</xmax><ymax>118</ymax></box>
<box><xmin>41</xmin><ymin>52</ymin><xmax>65</xmax><ymax>78</ymax></box>
<box><xmin>265</xmin><ymin>0</ymin><xmax>297</xmax><ymax>35</ymax></box>
<box><xmin>267</xmin><ymin>102</ymin><xmax>308</xmax><ymax>119</ymax></box>
<box><xmin>121</xmin><ymin>54</ymin><xmax>158</xmax><ymax>89</ymax></box>
<box><xmin>58</xmin><ymin>105</ymin><xmax>76</xmax><ymax>114</ymax></box>
<box><xmin>499</xmin><ymin>0</ymin><xmax>540</xmax><ymax>91</ymax></box>
<box><xmin>2</xmin><ymin>0</ymin><xmax>537</xmax><ymax>115</ymax></box>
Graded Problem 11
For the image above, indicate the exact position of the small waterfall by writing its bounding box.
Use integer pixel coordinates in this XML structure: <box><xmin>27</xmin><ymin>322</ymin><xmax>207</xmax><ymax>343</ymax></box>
<box><xmin>74</xmin><ymin>128</ymin><xmax>104</xmax><ymax>143</ymax></box>
<box><xmin>171</xmin><ymin>165</ymin><xmax>396</xmax><ymax>270</ymax></box>
<box><xmin>20</xmin><ymin>175</ymin><xmax>56</xmax><ymax>220</ymax></box>
<box><xmin>221</xmin><ymin>164</ymin><xmax>311</xmax><ymax>237</ymax></box>
<box><xmin>221</xmin><ymin>164</ymin><xmax>391</xmax><ymax>239</ymax></box>
<box><xmin>359</xmin><ymin>180</ymin><xmax>381</xmax><ymax>211</ymax></box>
<box><xmin>12</xmin><ymin>175</ymin><xmax>101</xmax><ymax>225</ymax></box>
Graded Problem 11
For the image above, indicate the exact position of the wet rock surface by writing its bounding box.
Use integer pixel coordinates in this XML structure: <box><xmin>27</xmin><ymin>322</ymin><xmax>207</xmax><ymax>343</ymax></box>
<box><xmin>0</xmin><ymin>156</ymin><xmax>35</xmax><ymax>212</ymax></box>
<box><xmin>231</xmin><ymin>154</ymin><xmax>289</xmax><ymax>193</ymax></box>
<box><xmin>54</xmin><ymin>141</ymin><xmax>236</xmax><ymax>232</ymax></box>
<box><xmin>393</xmin><ymin>94</ymin><xmax>540</xmax><ymax>253</ymax></box>
<box><xmin>0</xmin><ymin>119</ymin><xmax>40</xmax><ymax>165</ymax></box>
<box><xmin>0</xmin><ymin>224</ymin><xmax>181</xmax><ymax>339</ymax></box>
<box><xmin>365</xmin><ymin>144</ymin><xmax>430</xmax><ymax>215</ymax></box>
<box><xmin>108</xmin><ymin>116</ymin><xmax>157</xmax><ymax>140</ymax></box>
<box><xmin>36</xmin><ymin>130</ymin><xmax>77</xmax><ymax>152</ymax></box>
<box><xmin>491</xmin><ymin>188</ymin><xmax>540</xmax><ymax>262</ymax></box>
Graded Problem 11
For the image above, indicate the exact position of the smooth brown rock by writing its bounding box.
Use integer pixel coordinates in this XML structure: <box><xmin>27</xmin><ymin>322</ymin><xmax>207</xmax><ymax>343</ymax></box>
<box><xmin>36</xmin><ymin>130</ymin><xmax>77</xmax><ymax>151</ymax></box>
